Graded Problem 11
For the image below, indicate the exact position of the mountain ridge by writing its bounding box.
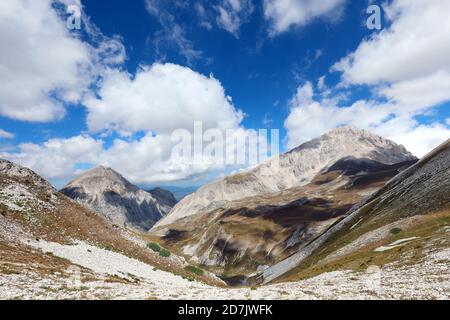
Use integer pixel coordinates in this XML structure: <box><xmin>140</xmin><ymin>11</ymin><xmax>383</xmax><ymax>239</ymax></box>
<box><xmin>258</xmin><ymin>138</ymin><xmax>450</xmax><ymax>284</ymax></box>
<box><xmin>154</xmin><ymin>126</ymin><xmax>416</xmax><ymax>229</ymax></box>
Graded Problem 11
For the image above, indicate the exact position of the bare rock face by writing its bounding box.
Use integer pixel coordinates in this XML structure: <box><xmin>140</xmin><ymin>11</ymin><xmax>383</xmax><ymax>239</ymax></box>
<box><xmin>155</xmin><ymin>126</ymin><xmax>417</xmax><ymax>228</ymax></box>
<box><xmin>61</xmin><ymin>166</ymin><xmax>176</xmax><ymax>231</ymax></box>
<box><xmin>148</xmin><ymin>187</ymin><xmax>178</xmax><ymax>208</ymax></box>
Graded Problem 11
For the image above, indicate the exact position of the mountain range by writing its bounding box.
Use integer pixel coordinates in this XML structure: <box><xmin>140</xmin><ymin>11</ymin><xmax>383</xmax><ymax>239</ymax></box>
<box><xmin>0</xmin><ymin>127</ymin><xmax>448</xmax><ymax>299</ymax></box>
<box><xmin>149</xmin><ymin>127</ymin><xmax>419</xmax><ymax>279</ymax></box>
<box><xmin>155</xmin><ymin>127</ymin><xmax>416</xmax><ymax>229</ymax></box>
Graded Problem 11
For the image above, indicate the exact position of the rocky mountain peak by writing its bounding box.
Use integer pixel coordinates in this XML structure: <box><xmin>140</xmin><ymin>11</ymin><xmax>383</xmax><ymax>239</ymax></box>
<box><xmin>61</xmin><ymin>166</ymin><xmax>175</xmax><ymax>231</ymax></box>
<box><xmin>154</xmin><ymin>127</ymin><xmax>417</xmax><ymax>229</ymax></box>
<box><xmin>289</xmin><ymin>126</ymin><xmax>414</xmax><ymax>164</ymax></box>
<box><xmin>64</xmin><ymin>166</ymin><xmax>136</xmax><ymax>196</ymax></box>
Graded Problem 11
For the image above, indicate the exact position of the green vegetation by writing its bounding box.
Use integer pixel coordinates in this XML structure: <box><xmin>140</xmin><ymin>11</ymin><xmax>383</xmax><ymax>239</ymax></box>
<box><xmin>147</xmin><ymin>242</ymin><xmax>161</xmax><ymax>252</ymax></box>
<box><xmin>390</xmin><ymin>227</ymin><xmax>402</xmax><ymax>235</ymax></box>
<box><xmin>184</xmin><ymin>265</ymin><xmax>204</xmax><ymax>276</ymax></box>
<box><xmin>159</xmin><ymin>249</ymin><xmax>171</xmax><ymax>257</ymax></box>
<box><xmin>147</xmin><ymin>242</ymin><xmax>170</xmax><ymax>257</ymax></box>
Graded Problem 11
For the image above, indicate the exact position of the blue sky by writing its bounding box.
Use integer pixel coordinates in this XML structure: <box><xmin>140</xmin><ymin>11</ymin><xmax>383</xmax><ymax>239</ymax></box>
<box><xmin>0</xmin><ymin>0</ymin><xmax>449</xmax><ymax>188</ymax></box>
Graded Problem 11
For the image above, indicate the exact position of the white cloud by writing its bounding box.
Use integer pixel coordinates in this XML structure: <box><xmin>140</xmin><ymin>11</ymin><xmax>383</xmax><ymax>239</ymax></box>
<box><xmin>0</xmin><ymin>0</ymin><xmax>126</xmax><ymax>123</ymax></box>
<box><xmin>0</xmin><ymin>0</ymin><xmax>91</xmax><ymax>122</ymax></box>
<box><xmin>1</xmin><ymin>126</ymin><xmax>260</xmax><ymax>185</ymax></box>
<box><xmin>284</xmin><ymin>82</ymin><xmax>449</xmax><ymax>158</ymax></box>
<box><xmin>2</xmin><ymin>135</ymin><xmax>104</xmax><ymax>180</ymax></box>
<box><xmin>0</xmin><ymin>129</ymin><xmax>14</xmax><ymax>139</ymax></box>
<box><xmin>371</xmin><ymin>119</ymin><xmax>450</xmax><ymax>158</ymax></box>
<box><xmin>333</xmin><ymin>0</ymin><xmax>450</xmax><ymax>114</ymax></box>
<box><xmin>84</xmin><ymin>63</ymin><xmax>244</xmax><ymax>136</ymax></box>
<box><xmin>2</xmin><ymin>60</ymin><xmax>257</xmax><ymax>184</ymax></box>
<box><xmin>379</xmin><ymin>71</ymin><xmax>450</xmax><ymax>114</ymax></box>
<box><xmin>216</xmin><ymin>0</ymin><xmax>254</xmax><ymax>36</ymax></box>
<box><xmin>284</xmin><ymin>82</ymin><xmax>392</xmax><ymax>148</ymax></box>
<box><xmin>334</xmin><ymin>0</ymin><xmax>450</xmax><ymax>85</ymax></box>
<box><xmin>286</xmin><ymin>0</ymin><xmax>450</xmax><ymax>158</ymax></box>
<box><xmin>263</xmin><ymin>0</ymin><xmax>347</xmax><ymax>35</ymax></box>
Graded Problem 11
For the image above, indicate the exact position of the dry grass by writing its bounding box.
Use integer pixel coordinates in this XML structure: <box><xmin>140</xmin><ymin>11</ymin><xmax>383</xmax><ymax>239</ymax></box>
<box><xmin>281</xmin><ymin>210</ymin><xmax>450</xmax><ymax>282</ymax></box>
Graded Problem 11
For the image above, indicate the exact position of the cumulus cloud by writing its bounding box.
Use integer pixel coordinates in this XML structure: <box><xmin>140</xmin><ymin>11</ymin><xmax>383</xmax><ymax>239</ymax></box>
<box><xmin>333</xmin><ymin>0</ymin><xmax>450</xmax><ymax>115</ymax></box>
<box><xmin>0</xmin><ymin>0</ymin><xmax>90</xmax><ymax>121</ymax></box>
<box><xmin>263</xmin><ymin>0</ymin><xmax>347</xmax><ymax>35</ymax></box>
<box><xmin>334</xmin><ymin>0</ymin><xmax>450</xmax><ymax>85</ymax></box>
<box><xmin>3</xmin><ymin>135</ymin><xmax>104</xmax><ymax>180</ymax></box>
<box><xmin>1</xmin><ymin>126</ymin><xmax>262</xmax><ymax>185</ymax></box>
<box><xmin>372</xmin><ymin>119</ymin><xmax>450</xmax><ymax>158</ymax></box>
<box><xmin>284</xmin><ymin>82</ymin><xmax>391</xmax><ymax>147</ymax></box>
<box><xmin>0</xmin><ymin>0</ymin><xmax>126</xmax><ymax>122</ymax></box>
<box><xmin>283</xmin><ymin>1</ymin><xmax>450</xmax><ymax>157</ymax></box>
<box><xmin>84</xmin><ymin>63</ymin><xmax>244</xmax><ymax>136</ymax></box>
<box><xmin>379</xmin><ymin>71</ymin><xmax>450</xmax><ymax>114</ymax></box>
<box><xmin>284</xmin><ymin>82</ymin><xmax>450</xmax><ymax>157</ymax></box>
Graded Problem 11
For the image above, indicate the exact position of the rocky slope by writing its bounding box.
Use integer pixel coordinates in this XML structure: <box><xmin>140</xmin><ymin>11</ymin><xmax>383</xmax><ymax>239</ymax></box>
<box><xmin>153</xmin><ymin>157</ymin><xmax>416</xmax><ymax>279</ymax></box>
<box><xmin>150</xmin><ymin>128</ymin><xmax>418</xmax><ymax>278</ymax></box>
<box><xmin>0</xmin><ymin>160</ymin><xmax>447</xmax><ymax>300</ymax></box>
<box><xmin>155</xmin><ymin>126</ymin><xmax>416</xmax><ymax>228</ymax></box>
<box><xmin>258</xmin><ymin>139</ymin><xmax>450</xmax><ymax>284</ymax></box>
<box><xmin>148</xmin><ymin>187</ymin><xmax>178</xmax><ymax>208</ymax></box>
<box><xmin>0</xmin><ymin>159</ymin><xmax>222</xmax><ymax>290</ymax></box>
<box><xmin>61</xmin><ymin>166</ymin><xmax>176</xmax><ymax>231</ymax></box>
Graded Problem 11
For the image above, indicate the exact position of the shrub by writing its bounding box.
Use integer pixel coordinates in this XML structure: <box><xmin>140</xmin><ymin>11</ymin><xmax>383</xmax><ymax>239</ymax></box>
<box><xmin>184</xmin><ymin>265</ymin><xmax>204</xmax><ymax>276</ymax></box>
<box><xmin>390</xmin><ymin>228</ymin><xmax>402</xmax><ymax>235</ymax></box>
<box><xmin>159</xmin><ymin>249</ymin><xmax>171</xmax><ymax>257</ymax></box>
<box><xmin>147</xmin><ymin>242</ymin><xmax>161</xmax><ymax>252</ymax></box>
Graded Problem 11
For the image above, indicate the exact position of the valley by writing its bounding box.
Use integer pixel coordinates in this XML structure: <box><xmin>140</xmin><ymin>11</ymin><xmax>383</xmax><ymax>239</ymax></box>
<box><xmin>0</xmin><ymin>128</ymin><xmax>449</xmax><ymax>300</ymax></box>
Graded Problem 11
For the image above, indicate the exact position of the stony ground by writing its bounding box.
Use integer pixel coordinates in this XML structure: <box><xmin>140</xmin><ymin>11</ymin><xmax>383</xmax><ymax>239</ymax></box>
<box><xmin>1</xmin><ymin>158</ymin><xmax>448</xmax><ymax>300</ymax></box>
<box><xmin>1</xmin><ymin>236</ymin><xmax>448</xmax><ymax>300</ymax></box>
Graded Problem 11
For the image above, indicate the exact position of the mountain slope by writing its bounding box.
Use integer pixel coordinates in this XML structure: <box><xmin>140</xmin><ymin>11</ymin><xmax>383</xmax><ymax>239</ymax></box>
<box><xmin>0</xmin><ymin>149</ymin><xmax>448</xmax><ymax>299</ymax></box>
<box><xmin>0</xmin><ymin>159</ymin><xmax>222</xmax><ymax>293</ymax></box>
<box><xmin>61</xmin><ymin>166</ymin><xmax>176</xmax><ymax>231</ymax></box>
<box><xmin>155</xmin><ymin>126</ymin><xmax>416</xmax><ymax>228</ymax></box>
<box><xmin>150</xmin><ymin>128</ymin><xmax>418</xmax><ymax>279</ymax></box>
<box><xmin>148</xmin><ymin>187</ymin><xmax>178</xmax><ymax>207</ymax></box>
<box><xmin>153</xmin><ymin>158</ymin><xmax>416</xmax><ymax>279</ymax></box>
<box><xmin>258</xmin><ymin>139</ymin><xmax>450</xmax><ymax>284</ymax></box>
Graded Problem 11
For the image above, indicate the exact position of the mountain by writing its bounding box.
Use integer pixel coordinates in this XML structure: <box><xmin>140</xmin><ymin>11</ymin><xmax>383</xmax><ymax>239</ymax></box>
<box><xmin>150</xmin><ymin>127</ymin><xmax>418</xmax><ymax>279</ymax></box>
<box><xmin>0</xmin><ymin>159</ymin><xmax>222</xmax><ymax>298</ymax></box>
<box><xmin>148</xmin><ymin>187</ymin><xmax>178</xmax><ymax>207</ymax></box>
<box><xmin>258</xmin><ymin>139</ymin><xmax>450</xmax><ymax>284</ymax></box>
<box><xmin>155</xmin><ymin>126</ymin><xmax>416</xmax><ymax>229</ymax></box>
<box><xmin>0</xmin><ymin>142</ymin><xmax>447</xmax><ymax>299</ymax></box>
<box><xmin>153</xmin><ymin>186</ymin><xmax>199</xmax><ymax>201</ymax></box>
<box><xmin>61</xmin><ymin>166</ymin><xmax>176</xmax><ymax>231</ymax></box>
